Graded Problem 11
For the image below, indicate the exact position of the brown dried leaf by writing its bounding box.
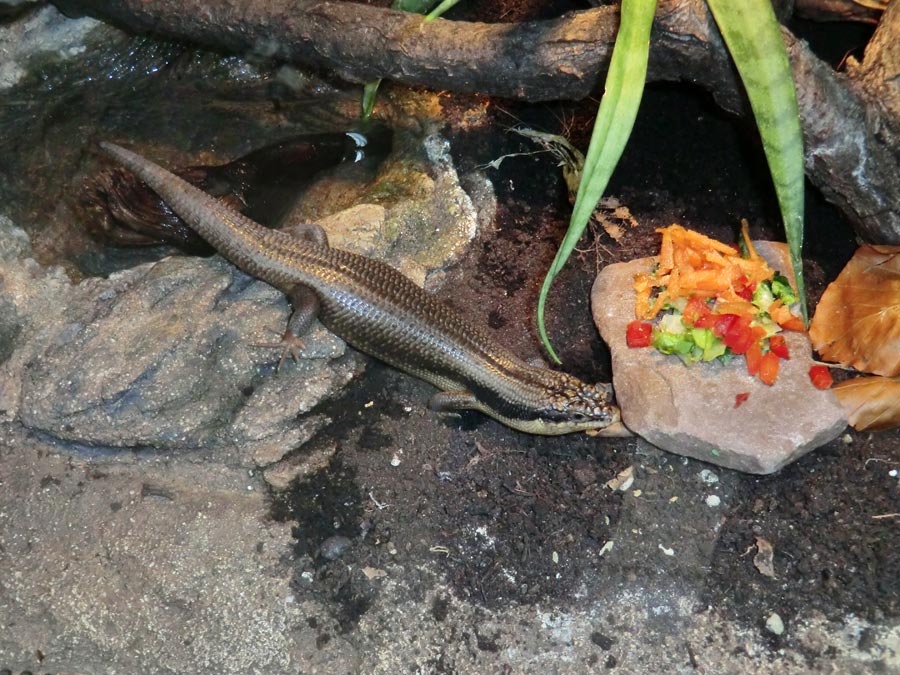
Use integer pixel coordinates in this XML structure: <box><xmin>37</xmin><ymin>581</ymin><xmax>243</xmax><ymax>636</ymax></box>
<box><xmin>833</xmin><ymin>376</ymin><xmax>900</xmax><ymax>431</ymax></box>
<box><xmin>591</xmin><ymin>197</ymin><xmax>641</xmax><ymax>242</ymax></box>
<box><xmin>605</xmin><ymin>465</ymin><xmax>635</xmax><ymax>491</ymax></box>
<box><xmin>753</xmin><ymin>536</ymin><xmax>777</xmax><ymax>579</ymax></box>
<box><xmin>810</xmin><ymin>245</ymin><xmax>900</xmax><ymax>376</ymax></box>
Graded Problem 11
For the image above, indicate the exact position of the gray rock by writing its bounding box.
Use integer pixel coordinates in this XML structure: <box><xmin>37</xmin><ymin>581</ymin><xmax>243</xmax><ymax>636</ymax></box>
<box><xmin>592</xmin><ymin>241</ymin><xmax>847</xmax><ymax>474</ymax></box>
<box><xmin>289</xmin><ymin>132</ymin><xmax>491</xmax><ymax>289</ymax></box>
<box><xmin>263</xmin><ymin>442</ymin><xmax>338</xmax><ymax>491</ymax></box>
<box><xmin>0</xmin><ymin>213</ymin><xmax>358</xmax><ymax>463</ymax></box>
<box><xmin>13</xmin><ymin>250</ymin><xmax>361</xmax><ymax>462</ymax></box>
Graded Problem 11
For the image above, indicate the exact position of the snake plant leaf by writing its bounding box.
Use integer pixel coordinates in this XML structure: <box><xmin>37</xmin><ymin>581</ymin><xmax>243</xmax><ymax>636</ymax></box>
<box><xmin>537</xmin><ymin>0</ymin><xmax>656</xmax><ymax>364</ymax></box>
<box><xmin>706</xmin><ymin>0</ymin><xmax>807</xmax><ymax>322</ymax></box>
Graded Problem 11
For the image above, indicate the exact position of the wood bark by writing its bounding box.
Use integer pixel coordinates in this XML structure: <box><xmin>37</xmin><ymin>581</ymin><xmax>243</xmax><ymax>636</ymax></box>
<box><xmin>795</xmin><ymin>0</ymin><xmax>887</xmax><ymax>23</ymax></box>
<box><xmin>53</xmin><ymin>0</ymin><xmax>900</xmax><ymax>244</ymax></box>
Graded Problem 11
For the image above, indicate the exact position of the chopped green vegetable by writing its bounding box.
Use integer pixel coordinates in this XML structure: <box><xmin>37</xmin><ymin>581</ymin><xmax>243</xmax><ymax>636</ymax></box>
<box><xmin>691</xmin><ymin>327</ymin><xmax>728</xmax><ymax>361</ymax></box>
<box><xmin>649</xmin><ymin>312</ymin><xmax>731</xmax><ymax>364</ymax></box>
<box><xmin>691</xmin><ymin>327</ymin><xmax>715</xmax><ymax>350</ymax></box>
<box><xmin>751</xmin><ymin>313</ymin><xmax>780</xmax><ymax>339</ymax></box>
<box><xmin>651</xmin><ymin>328</ymin><xmax>694</xmax><ymax>355</ymax></box>
<box><xmin>752</xmin><ymin>281</ymin><xmax>775</xmax><ymax>311</ymax></box>
<box><xmin>659</xmin><ymin>312</ymin><xmax>686</xmax><ymax>334</ymax></box>
<box><xmin>771</xmin><ymin>272</ymin><xmax>799</xmax><ymax>305</ymax></box>
<box><xmin>666</xmin><ymin>296</ymin><xmax>688</xmax><ymax>312</ymax></box>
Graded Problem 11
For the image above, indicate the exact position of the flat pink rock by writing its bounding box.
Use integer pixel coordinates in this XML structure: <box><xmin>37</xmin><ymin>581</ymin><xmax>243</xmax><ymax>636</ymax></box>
<box><xmin>592</xmin><ymin>241</ymin><xmax>847</xmax><ymax>474</ymax></box>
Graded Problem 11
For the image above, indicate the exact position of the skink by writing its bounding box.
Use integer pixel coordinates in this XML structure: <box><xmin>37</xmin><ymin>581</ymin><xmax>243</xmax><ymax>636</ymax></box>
<box><xmin>100</xmin><ymin>141</ymin><xmax>619</xmax><ymax>435</ymax></box>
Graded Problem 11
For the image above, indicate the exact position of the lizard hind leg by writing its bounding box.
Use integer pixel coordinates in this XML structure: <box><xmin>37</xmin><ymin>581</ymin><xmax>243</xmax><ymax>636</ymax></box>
<box><xmin>253</xmin><ymin>284</ymin><xmax>321</xmax><ymax>371</ymax></box>
<box><xmin>428</xmin><ymin>390</ymin><xmax>480</xmax><ymax>413</ymax></box>
<box><xmin>282</xmin><ymin>222</ymin><xmax>329</xmax><ymax>248</ymax></box>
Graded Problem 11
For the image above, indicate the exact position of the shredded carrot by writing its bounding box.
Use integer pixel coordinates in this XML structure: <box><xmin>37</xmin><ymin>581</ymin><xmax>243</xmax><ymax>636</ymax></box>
<box><xmin>740</xmin><ymin>218</ymin><xmax>761</xmax><ymax>261</ymax></box>
<box><xmin>633</xmin><ymin>224</ymin><xmax>775</xmax><ymax>320</ymax></box>
<box><xmin>715</xmin><ymin>300</ymin><xmax>758</xmax><ymax>317</ymax></box>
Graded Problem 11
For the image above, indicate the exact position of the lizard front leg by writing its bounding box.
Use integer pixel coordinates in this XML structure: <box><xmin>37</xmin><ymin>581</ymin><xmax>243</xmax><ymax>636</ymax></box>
<box><xmin>254</xmin><ymin>222</ymin><xmax>330</xmax><ymax>370</ymax></box>
<box><xmin>254</xmin><ymin>285</ymin><xmax>322</xmax><ymax>371</ymax></box>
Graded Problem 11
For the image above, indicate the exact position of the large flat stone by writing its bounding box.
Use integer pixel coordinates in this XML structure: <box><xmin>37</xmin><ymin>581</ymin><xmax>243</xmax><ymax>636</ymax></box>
<box><xmin>592</xmin><ymin>241</ymin><xmax>847</xmax><ymax>474</ymax></box>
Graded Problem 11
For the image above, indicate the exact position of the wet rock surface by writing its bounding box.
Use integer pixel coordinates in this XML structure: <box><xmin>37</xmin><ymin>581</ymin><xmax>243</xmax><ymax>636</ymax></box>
<box><xmin>592</xmin><ymin>241</ymin><xmax>848</xmax><ymax>473</ymax></box>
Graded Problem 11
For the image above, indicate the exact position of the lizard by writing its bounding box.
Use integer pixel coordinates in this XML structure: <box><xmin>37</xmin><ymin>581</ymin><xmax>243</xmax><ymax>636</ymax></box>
<box><xmin>100</xmin><ymin>141</ymin><xmax>620</xmax><ymax>435</ymax></box>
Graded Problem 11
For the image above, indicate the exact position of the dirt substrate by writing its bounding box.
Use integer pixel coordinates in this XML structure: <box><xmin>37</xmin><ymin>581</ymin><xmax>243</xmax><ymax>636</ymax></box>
<box><xmin>261</xmin><ymin>89</ymin><xmax>899</xmax><ymax>671</ymax></box>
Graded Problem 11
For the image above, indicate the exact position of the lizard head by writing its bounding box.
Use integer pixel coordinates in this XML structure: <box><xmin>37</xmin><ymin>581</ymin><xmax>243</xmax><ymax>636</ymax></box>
<box><xmin>493</xmin><ymin>374</ymin><xmax>620</xmax><ymax>436</ymax></box>
<box><xmin>540</xmin><ymin>377</ymin><xmax>620</xmax><ymax>434</ymax></box>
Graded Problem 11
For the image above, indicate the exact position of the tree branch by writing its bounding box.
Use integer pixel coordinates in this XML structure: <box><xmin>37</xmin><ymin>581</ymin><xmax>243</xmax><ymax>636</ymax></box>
<box><xmin>53</xmin><ymin>0</ymin><xmax>900</xmax><ymax>243</ymax></box>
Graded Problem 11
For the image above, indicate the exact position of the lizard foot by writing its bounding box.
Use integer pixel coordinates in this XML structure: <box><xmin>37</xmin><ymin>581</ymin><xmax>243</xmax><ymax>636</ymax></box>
<box><xmin>253</xmin><ymin>328</ymin><xmax>305</xmax><ymax>372</ymax></box>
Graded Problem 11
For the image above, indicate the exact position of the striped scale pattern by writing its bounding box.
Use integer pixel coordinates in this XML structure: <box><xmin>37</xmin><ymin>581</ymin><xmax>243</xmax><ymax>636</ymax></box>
<box><xmin>99</xmin><ymin>142</ymin><xmax>618</xmax><ymax>434</ymax></box>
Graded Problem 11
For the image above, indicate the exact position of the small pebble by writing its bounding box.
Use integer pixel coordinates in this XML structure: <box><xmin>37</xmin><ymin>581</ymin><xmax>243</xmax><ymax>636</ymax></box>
<box><xmin>390</xmin><ymin>454</ymin><xmax>401</xmax><ymax>467</ymax></box>
<box><xmin>572</xmin><ymin>467</ymin><xmax>597</xmax><ymax>486</ymax></box>
<box><xmin>765</xmin><ymin>612</ymin><xmax>785</xmax><ymax>636</ymax></box>
<box><xmin>316</xmin><ymin>535</ymin><xmax>352</xmax><ymax>561</ymax></box>
<box><xmin>699</xmin><ymin>469</ymin><xmax>719</xmax><ymax>484</ymax></box>
<box><xmin>705</xmin><ymin>495</ymin><xmax>721</xmax><ymax>507</ymax></box>
<box><xmin>889</xmin><ymin>469</ymin><xmax>898</xmax><ymax>478</ymax></box>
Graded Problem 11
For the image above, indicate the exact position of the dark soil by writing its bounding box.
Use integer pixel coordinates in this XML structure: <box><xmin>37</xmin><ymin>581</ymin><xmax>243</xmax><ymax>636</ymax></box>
<box><xmin>270</xmin><ymin>81</ymin><xmax>899</xmax><ymax>656</ymax></box>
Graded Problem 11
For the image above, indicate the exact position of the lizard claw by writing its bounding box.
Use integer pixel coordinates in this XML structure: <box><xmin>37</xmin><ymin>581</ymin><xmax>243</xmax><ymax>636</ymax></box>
<box><xmin>253</xmin><ymin>328</ymin><xmax>305</xmax><ymax>372</ymax></box>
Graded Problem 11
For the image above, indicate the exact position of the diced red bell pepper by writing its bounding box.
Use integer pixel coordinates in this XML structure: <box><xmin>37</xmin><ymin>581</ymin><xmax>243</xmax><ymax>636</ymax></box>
<box><xmin>722</xmin><ymin>316</ymin><xmax>754</xmax><ymax>354</ymax></box>
<box><xmin>759</xmin><ymin>351</ymin><xmax>780</xmax><ymax>385</ymax></box>
<box><xmin>693</xmin><ymin>313</ymin><xmax>717</xmax><ymax>329</ymax></box>
<box><xmin>769</xmin><ymin>335</ymin><xmax>789</xmax><ymax>359</ymax></box>
<box><xmin>682</xmin><ymin>295</ymin><xmax>711</xmax><ymax>326</ymax></box>
<box><xmin>626</xmin><ymin>320</ymin><xmax>653</xmax><ymax>348</ymax></box>
<box><xmin>712</xmin><ymin>313</ymin><xmax>740</xmax><ymax>338</ymax></box>
<box><xmin>809</xmin><ymin>365</ymin><xmax>833</xmax><ymax>390</ymax></box>
<box><xmin>734</xmin><ymin>392</ymin><xmax>750</xmax><ymax>408</ymax></box>
<box><xmin>745</xmin><ymin>341</ymin><xmax>763</xmax><ymax>376</ymax></box>
<box><xmin>735</xmin><ymin>275</ymin><xmax>757</xmax><ymax>301</ymax></box>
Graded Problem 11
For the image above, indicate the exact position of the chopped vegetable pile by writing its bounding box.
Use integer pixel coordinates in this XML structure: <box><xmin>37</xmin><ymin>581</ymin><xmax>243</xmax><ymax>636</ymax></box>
<box><xmin>627</xmin><ymin>223</ymin><xmax>806</xmax><ymax>386</ymax></box>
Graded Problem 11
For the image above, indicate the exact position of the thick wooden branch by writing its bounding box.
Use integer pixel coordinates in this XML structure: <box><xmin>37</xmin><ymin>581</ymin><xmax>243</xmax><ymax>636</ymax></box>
<box><xmin>53</xmin><ymin>0</ymin><xmax>743</xmax><ymax>105</ymax></box>
<box><xmin>795</xmin><ymin>0</ymin><xmax>887</xmax><ymax>24</ymax></box>
<box><xmin>53</xmin><ymin>0</ymin><xmax>900</xmax><ymax>244</ymax></box>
